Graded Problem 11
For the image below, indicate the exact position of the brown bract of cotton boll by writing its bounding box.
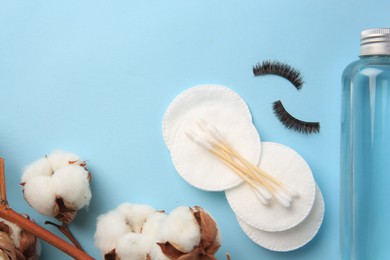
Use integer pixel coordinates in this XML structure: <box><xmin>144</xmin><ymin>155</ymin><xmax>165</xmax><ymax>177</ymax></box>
<box><xmin>0</xmin><ymin>231</ymin><xmax>15</xmax><ymax>260</ymax></box>
<box><xmin>53</xmin><ymin>196</ymin><xmax>78</xmax><ymax>224</ymax></box>
<box><xmin>0</xmin><ymin>220</ymin><xmax>39</xmax><ymax>260</ymax></box>
<box><xmin>158</xmin><ymin>207</ymin><xmax>220</xmax><ymax>260</ymax></box>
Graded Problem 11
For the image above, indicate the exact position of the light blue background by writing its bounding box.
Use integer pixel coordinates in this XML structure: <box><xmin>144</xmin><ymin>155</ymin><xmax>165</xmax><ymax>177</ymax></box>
<box><xmin>0</xmin><ymin>1</ymin><xmax>389</xmax><ymax>259</ymax></box>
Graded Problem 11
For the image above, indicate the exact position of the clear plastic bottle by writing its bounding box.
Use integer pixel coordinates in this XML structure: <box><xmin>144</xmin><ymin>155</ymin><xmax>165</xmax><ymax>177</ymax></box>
<box><xmin>341</xmin><ymin>28</ymin><xmax>390</xmax><ymax>260</ymax></box>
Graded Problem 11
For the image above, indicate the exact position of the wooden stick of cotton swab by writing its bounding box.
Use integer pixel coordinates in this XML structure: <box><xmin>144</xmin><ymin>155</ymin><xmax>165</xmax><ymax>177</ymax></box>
<box><xmin>189</xmin><ymin>120</ymin><xmax>298</xmax><ymax>207</ymax></box>
<box><xmin>199</xmin><ymin>119</ymin><xmax>298</xmax><ymax>195</ymax></box>
<box><xmin>221</xmin><ymin>143</ymin><xmax>298</xmax><ymax>199</ymax></box>
<box><xmin>210</xmin><ymin>147</ymin><xmax>273</xmax><ymax>204</ymax></box>
<box><xmin>199</xmin><ymin>119</ymin><xmax>298</xmax><ymax>197</ymax></box>
<box><xmin>186</xmin><ymin>131</ymin><xmax>272</xmax><ymax>205</ymax></box>
<box><xmin>188</xmin><ymin>129</ymin><xmax>290</xmax><ymax>207</ymax></box>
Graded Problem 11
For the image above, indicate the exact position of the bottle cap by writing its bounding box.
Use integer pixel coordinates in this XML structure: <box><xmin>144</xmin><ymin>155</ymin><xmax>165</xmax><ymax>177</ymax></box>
<box><xmin>360</xmin><ymin>28</ymin><xmax>390</xmax><ymax>56</ymax></box>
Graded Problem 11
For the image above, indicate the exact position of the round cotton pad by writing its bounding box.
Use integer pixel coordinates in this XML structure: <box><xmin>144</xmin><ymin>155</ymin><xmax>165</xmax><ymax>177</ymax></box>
<box><xmin>162</xmin><ymin>84</ymin><xmax>252</xmax><ymax>151</ymax></box>
<box><xmin>170</xmin><ymin>107</ymin><xmax>261</xmax><ymax>191</ymax></box>
<box><xmin>225</xmin><ymin>142</ymin><xmax>316</xmax><ymax>232</ymax></box>
<box><xmin>237</xmin><ymin>184</ymin><xmax>324</xmax><ymax>252</ymax></box>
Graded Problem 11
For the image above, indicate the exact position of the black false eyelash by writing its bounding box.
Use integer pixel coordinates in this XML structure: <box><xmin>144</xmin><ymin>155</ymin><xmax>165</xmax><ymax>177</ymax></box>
<box><xmin>272</xmin><ymin>100</ymin><xmax>320</xmax><ymax>134</ymax></box>
<box><xmin>253</xmin><ymin>60</ymin><xmax>304</xmax><ymax>90</ymax></box>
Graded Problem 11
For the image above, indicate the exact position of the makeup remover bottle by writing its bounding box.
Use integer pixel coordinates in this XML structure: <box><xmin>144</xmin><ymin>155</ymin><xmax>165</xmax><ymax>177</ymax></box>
<box><xmin>341</xmin><ymin>28</ymin><xmax>390</xmax><ymax>260</ymax></box>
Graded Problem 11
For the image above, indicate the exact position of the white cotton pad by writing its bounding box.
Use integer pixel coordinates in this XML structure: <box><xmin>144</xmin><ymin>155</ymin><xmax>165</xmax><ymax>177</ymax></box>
<box><xmin>162</xmin><ymin>84</ymin><xmax>252</xmax><ymax>151</ymax></box>
<box><xmin>225</xmin><ymin>142</ymin><xmax>316</xmax><ymax>232</ymax></box>
<box><xmin>237</xmin><ymin>184</ymin><xmax>325</xmax><ymax>252</ymax></box>
<box><xmin>170</xmin><ymin>107</ymin><xmax>261</xmax><ymax>191</ymax></box>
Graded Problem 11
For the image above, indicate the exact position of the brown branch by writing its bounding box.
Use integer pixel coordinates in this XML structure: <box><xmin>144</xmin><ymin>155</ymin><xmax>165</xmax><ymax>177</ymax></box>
<box><xmin>0</xmin><ymin>158</ymin><xmax>7</xmax><ymax>205</ymax></box>
<box><xmin>0</xmin><ymin>158</ymin><xmax>94</xmax><ymax>259</ymax></box>
<box><xmin>0</xmin><ymin>207</ymin><xmax>94</xmax><ymax>260</ymax></box>
<box><xmin>45</xmin><ymin>221</ymin><xmax>83</xmax><ymax>250</ymax></box>
<box><xmin>226</xmin><ymin>252</ymin><xmax>231</xmax><ymax>260</ymax></box>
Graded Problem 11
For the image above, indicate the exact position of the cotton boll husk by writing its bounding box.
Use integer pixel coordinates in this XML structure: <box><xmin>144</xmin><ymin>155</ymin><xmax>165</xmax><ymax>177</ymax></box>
<box><xmin>193</xmin><ymin>206</ymin><xmax>222</xmax><ymax>244</ymax></box>
<box><xmin>0</xmin><ymin>218</ymin><xmax>21</xmax><ymax>248</ymax></box>
<box><xmin>94</xmin><ymin>210</ymin><xmax>131</xmax><ymax>255</ymax></box>
<box><xmin>21</xmin><ymin>157</ymin><xmax>52</xmax><ymax>183</ymax></box>
<box><xmin>46</xmin><ymin>150</ymin><xmax>81</xmax><ymax>172</ymax></box>
<box><xmin>116</xmin><ymin>233</ymin><xmax>154</xmax><ymax>260</ymax></box>
<box><xmin>52</xmin><ymin>164</ymin><xmax>91</xmax><ymax>209</ymax></box>
<box><xmin>116</xmin><ymin>203</ymin><xmax>156</xmax><ymax>233</ymax></box>
<box><xmin>23</xmin><ymin>176</ymin><xmax>57</xmax><ymax>216</ymax></box>
<box><xmin>160</xmin><ymin>206</ymin><xmax>201</xmax><ymax>253</ymax></box>
<box><xmin>141</xmin><ymin>211</ymin><xmax>167</xmax><ymax>241</ymax></box>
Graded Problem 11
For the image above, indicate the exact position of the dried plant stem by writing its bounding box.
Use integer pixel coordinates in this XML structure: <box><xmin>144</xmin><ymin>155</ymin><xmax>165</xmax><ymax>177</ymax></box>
<box><xmin>45</xmin><ymin>221</ymin><xmax>84</xmax><ymax>251</ymax></box>
<box><xmin>0</xmin><ymin>157</ymin><xmax>94</xmax><ymax>260</ymax></box>
<box><xmin>0</xmin><ymin>207</ymin><xmax>93</xmax><ymax>259</ymax></box>
<box><xmin>226</xmin><ymin>252</ymin><xmax>231</xmax><ymax>260</ymax></box>
<box><xmin>0</xmin><ymin>158</ymin><xmax>7</xmax><ymax>205</ymax></box>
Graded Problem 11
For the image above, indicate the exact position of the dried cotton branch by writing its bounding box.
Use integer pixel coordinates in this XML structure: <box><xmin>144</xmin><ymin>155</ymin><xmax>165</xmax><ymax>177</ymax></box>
<box><xmin>0</xmin><ymin>157</ymin><xmax>94</xmax><ymax>259</ymax></box>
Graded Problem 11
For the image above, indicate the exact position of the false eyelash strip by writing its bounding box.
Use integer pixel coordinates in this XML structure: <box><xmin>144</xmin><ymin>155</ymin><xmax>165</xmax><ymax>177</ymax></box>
<box><xmin>253</xmin><ymin>60</ymin><xmax>304</xmax><ymax>90</ymax></box>
<box><xmin>272</xmin><ymin>100</ymin><xmax>320</xmax><ymax>134</ymax></box>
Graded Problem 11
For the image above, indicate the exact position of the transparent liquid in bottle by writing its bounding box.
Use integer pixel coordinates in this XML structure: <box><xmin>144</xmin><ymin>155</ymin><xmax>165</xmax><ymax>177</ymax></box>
<box><xmin>341</xmin><ymin>53</ymin><xmax>390</xmax><ymax>259</ymax></box>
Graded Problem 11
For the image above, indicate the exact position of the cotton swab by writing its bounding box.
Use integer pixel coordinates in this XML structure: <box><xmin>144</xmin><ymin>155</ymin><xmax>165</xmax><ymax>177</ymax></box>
<box><xmin>187</xmin><ymin>119</ymin><xmax>298</xmax><ymax>208</ymax></box>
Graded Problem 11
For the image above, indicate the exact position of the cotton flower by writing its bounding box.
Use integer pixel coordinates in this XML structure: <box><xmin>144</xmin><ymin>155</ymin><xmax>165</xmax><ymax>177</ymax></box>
<box><xmin>46</xmin><ymin>150</ymin><xmax>83</xmax><ymax>172</ymax></box>
<box><xmin>116</xmin><ymin>233</ymin><xmax>154</xmax><ymax>260</ymax></box>
<box><xmin>141</xmin><ymin>211</ymin><xmax>167</xmax><ymax>239</ymax></box>
<box><xmin>51</xmin><ymin>165</ymin><xmax>92</xmax><ymax>209</ymax></box>
<box><xmin>159</xmin><ymin>206</ymin><xmax>201</xmax><ymax>253</ymax></box>
<box><xmin>94</xmin><ymin>204</ymin><xmax>221</xmax><ymax>260</ymax></box>
<box><xmin>94</xmin><ymin>210</ymin><xmax>131</xmax><ymax>256</ymax></box>
<box><xmin>94</xmin><ymin>203</ymin><xmax>157</xmax><ymax>258</ymax></box>
<box><xmin>21</xmin><ymin>158</ymin><xmax>52</xmax><ymax>184</ymax></box>
<box><xmin>22</xmin><ymin>176</ymin><xmax>57</xmax><ymax>216</ymax></box>
<box><xmin>149</xmin><ymin>243</ymin><xmax>170</xmax><ymax>260</ymax></box>
<box><xmin>116</xmin><ymin>203</ymin><xmax>156</xmax><ymax>233</ymax></box>
<box><xmin>0</xmin><ymin>217</ymin><xmax>40</xmax><ymax>260</ymax></box>
<box><xmin>158</xmin><ymin>206</ymin><xmax>221</xmax><ymax>260</ymax></box>
<box><xmin>21</xmin><ymin>150</ymin><xmax>91</xmax><ymax>224</ymax></box>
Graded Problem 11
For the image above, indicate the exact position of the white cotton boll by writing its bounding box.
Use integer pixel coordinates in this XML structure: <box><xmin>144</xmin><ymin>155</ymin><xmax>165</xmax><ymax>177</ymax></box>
<box><xmin>0</xmin><ymin>218</ymin><xmax>22</xmax><ymax>248</ymax></box>
<box><xmin>75</xmin><ymin>181</ymin><xmax>92</xmax><ymax>209</ymax></box>
<box><xmin>47</xmin><ymin>150</ymin><xmax>81</xmax><ymax>172</ymax></box>
<box><xmin>116</xmin><ymin>233</ymin><xmax>153</xmax><ymax>260</ymax></box>
<box><xmin>23</xmin><ymin>176</ymin><xmax>57</xmax><ymax>216</ymax></box>
<box><xmin>141</xmin><ymin>211</ymin><xmax>167</xmax><ymax>241</ymax></box>
<box><xmin>21</xmin><ymin>157</ymin><xmax>52</xmax><ymax>183</ymax></box>
<box><xmin>94</xmin><ymin>210</ymin><xmax>131</xmax><ymax>255</ymax></box>
<box><xmin>149</xmin><ymin>243</ymin><xmax>170</xmax><ymax>260</ymax></box>
<box><xmin>52</xmin><ymin>164</ymin><xmax>91</xmax><ymax>209</ymax></box>
<box><xmin>160</xmin><ymin>206</ymin><xmax>200</xmax><ymax>253</ymax></box>
<box><xmin>116</xmin><ymin>203</ymin><xmax>156</xmax><ymax>233</ymax></box>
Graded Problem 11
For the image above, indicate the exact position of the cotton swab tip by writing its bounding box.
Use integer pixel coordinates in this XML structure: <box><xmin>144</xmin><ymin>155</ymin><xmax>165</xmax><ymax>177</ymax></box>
<box><xmin>274</xmin><ymin>192</ymin><xmax>292</xmax><ymax>208</ymax></box>
<box><xmin>253</xmin><ymin>188</ymin><xmax>270</xmax><ymax>206</ymax></box>
<box><xmin>282</xmin><ymin>184</ymin><xmax>299</xmax><ymax>198</ymax></box>
<box><xmin>185</xmin><ymin>130</ymin><xmax>212</xmax><ymax>150</ymax></box>
<box><xmin>255</xmin><ymin>185</ymin><xmax>272</xmax><ymax>201</ymax></box>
